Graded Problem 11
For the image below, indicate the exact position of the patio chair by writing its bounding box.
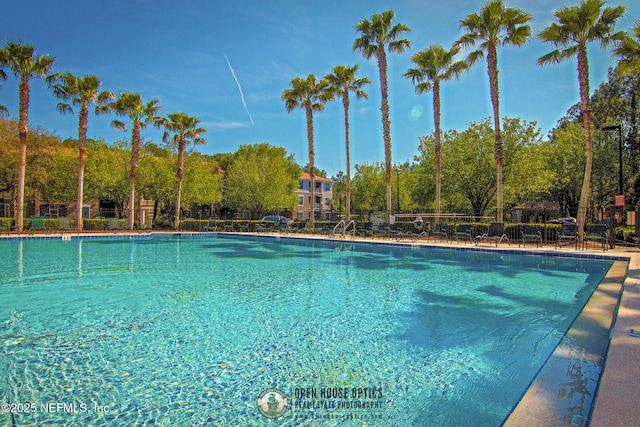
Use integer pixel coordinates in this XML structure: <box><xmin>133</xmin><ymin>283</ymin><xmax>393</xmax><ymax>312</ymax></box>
<box><xmin>475</xmin><ymin>222</ymin><xmax>509</xmax><ymax>246</ymax></box>
<box><xmin>203</xmin><ymin>218</ymin><xmax>217</xmax><ymax>232</ymax></box>
<box><xmin>428</xmin><ymin>222</ymin><xmax>448</xmax><ymax>242</ymax></box>
<box><xmin>583</xmin><ymin>224</ymin><xmax>607</xmax><ymax>251</ymax></box>
<box><xmin>223</xmin><ymin>221</ymin><xmax>234</xmax><ymax>232</ymax></box>
<box><xmin>30</xmin><ymin>216</ymin><xmax>48</xmax><ymax>234</ymax></box>
<box><xmin>555</xmin><ymin>224</ymin><xmax>578</xmax><ymax>250</ymax></box>
<box><xmin>520</xmin><ymin>225</ymin><xmax>542</xmax><ymax>248</ymax></box>
<box><xmin>58</xmin><ymin>217</ymin><xmax>73</xmax><ymax>232</ymax></box>
<box><xmin>452</xmin><ymin>224</ymin><xmax>472</xmax><ymax>244</ymax></box>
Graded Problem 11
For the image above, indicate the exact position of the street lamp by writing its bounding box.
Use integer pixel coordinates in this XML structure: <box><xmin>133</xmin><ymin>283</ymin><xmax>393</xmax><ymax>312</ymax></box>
<box><xmin>602</xmin><ymin>124</ymin><xmax>623</xmax><ymax>196</ymax></box>
<box><xmin>395</xmin><ymin>168</ymin><xmax>400</xmax><ymax>214</ymax></box>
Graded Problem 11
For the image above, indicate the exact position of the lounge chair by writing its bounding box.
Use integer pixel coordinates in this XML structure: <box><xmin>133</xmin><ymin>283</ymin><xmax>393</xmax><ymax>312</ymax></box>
<box><xmin>428</xmin><ymin>222</ymin><xmax>448</xmax><ymax>242</ymax></box>
<box><xmin>520</xmin><ymin>225</ymin><xmax>541</xmax><ymax>247</ymax></box>
<box><xmin>30</xmin><ymin>216</ymin><xmax>48</xmax><ymax>233</ymax></box>
<box><xmin>583</xmin><ymin>224</ymin><xmax>607</xmax><ymax>251</ymax></box>
<box><xmin>58</xmin><ymin>217</ymin><xmax>73</xmax><ymax>232</ymax></box>
<box><xmin>203</xmin><ymin>218</ymin><xmax>217</xmax><ymax>232</ymax></box>
<box><xmin>223</xmin><ymin>220</ymin><xmax>234</xmax><ymax>232</ymax></box>
<box><xmin>555</xmin><ymin>224</ymin><xmax>578</xmax><ymax>250</ymax></box>
<box><xmin>0</xmin><ymin>221</ymin><xmax>9</xmax><ymax>235</ymax></box>
<box><xmin>475</xmin><ymin>222</ymin><xmax>509</xmax><ymax>246</ymax></box>
<box><xmin>452</xmin><ymin>224</ymin><xmax>472</xmax><ymax>244</ymax></box>
<box><xmin>108</xmin><ymin>218</ymin><xmax>122</xmax><ymax>231</ymax></box>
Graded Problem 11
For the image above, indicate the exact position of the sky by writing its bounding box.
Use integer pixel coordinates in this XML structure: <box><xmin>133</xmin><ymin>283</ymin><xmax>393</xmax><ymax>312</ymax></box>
<box><xmin>1</xmin><ymin>0</ymin><xmax>638</xmax><ymax>178</ymax></box>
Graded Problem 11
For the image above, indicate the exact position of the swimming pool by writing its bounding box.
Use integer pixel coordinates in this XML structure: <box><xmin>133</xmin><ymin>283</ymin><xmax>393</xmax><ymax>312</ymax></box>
<box><xmin>0</xmin><ymin>234</ymin><xmax>618</xmax><ymax>426</ymax></box>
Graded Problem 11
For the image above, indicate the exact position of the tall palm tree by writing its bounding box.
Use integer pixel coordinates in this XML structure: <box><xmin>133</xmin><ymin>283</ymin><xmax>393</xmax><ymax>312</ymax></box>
<box><xmin>158</xmin><ymin>112</ymin><xmax>206</xmax><ymax>229</ymax></box>
<box><xmin>0</xmin><ymin>42</ymin><xmax>55</xmax><ymax>232</ymax></box>
<box><xmin>613</xmin><ymin>18</ymin><xmax>640</xmax><ymax>75</ymax></box>
<box><xmin>538</xmin><ymin>0</ymin><xmax>626</xmax><ymax>242</ymax></box>
<box><xmin>403</xmin><ymin>44</ymin><xmax>469</xmax><ymax>221</ymax></box>
<box><xmin>282</xmin><ymin>74</ymin><xmax>329</xmax><ymax>228</ymax></box>
<box><xmin>324</xmin><ymin>64</ymin><xmax>371</xmax><ymax>222</ymax></box>
<box><xmin>353</xmin><ymin>10</ymin><xmax>411</xmax><ymax>221</ymax></box>
<box><xmin>109</xmin><ymin>92</ymin><xmax>161</xmax><ymax>230</ymax></box>
<box><xmin>47</xmin><ymin>72</ymin><xmax>114</xmax><ymax>231</ymax></box>
<box><xmin>0</xmin><ymin>65</ymin><xmax>8</xmax><ymax>118</ymax></box>
<box><xmin>456</xmin><ymin>0</ymin><xmax>532</xmax><ymax>222</ymax></box>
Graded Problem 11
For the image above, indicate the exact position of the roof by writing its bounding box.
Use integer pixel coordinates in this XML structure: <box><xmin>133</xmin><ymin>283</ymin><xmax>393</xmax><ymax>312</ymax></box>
<box><xmin>300</xmin><ymin>172</ymin><xmax>333</xmax><ymax>183</ymax></box>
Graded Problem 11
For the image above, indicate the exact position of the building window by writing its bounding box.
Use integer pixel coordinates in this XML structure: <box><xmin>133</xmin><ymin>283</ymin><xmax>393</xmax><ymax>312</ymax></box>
<box><xmin>325</xmin><ymin>197</ymin><xmax>330</xmax><ymax>206</ymax></box>
<box><xmin>324</xmin><ymin>212</ymin><xmax>331</xmax><ymax>221</ymax></box>
<box><xmin>324</xmin><ymin>183</ymin><xmax>331</xmax><ymax>192</ymax></box>
<box><xmin>315</xmin><ymin>181</ymin><xmax>322</xmax><ymax>191</ymax></box>
<box><xmin>299</xmin><ymin>180</ymin><xmax>304</xmax><ymax>190</ymax></box>
<box><xmin>298</xmin><ymin>196</ymin><xmax>304</xmax><ymax>206</ymax></box>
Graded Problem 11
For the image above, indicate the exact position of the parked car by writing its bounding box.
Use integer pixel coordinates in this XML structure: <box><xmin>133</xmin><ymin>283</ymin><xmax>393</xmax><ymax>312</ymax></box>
<box><xmin>261</xmin><ymin>215</ymin><xmax>290</xmax><ymax>227</ymax></box>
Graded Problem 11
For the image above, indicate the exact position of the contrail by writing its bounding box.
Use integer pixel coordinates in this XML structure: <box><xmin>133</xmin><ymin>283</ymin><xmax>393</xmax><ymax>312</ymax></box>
<box><xmin>224</xmin><ymin>53</ymin><xmax>254</xmax><ymax>125</ymax></box>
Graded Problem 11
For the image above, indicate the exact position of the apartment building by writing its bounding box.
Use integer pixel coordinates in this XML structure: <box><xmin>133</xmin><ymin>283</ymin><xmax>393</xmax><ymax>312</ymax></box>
<box><xmin>296</xmin><ymin>172</ymin><xmax>333</xmax><ymax>221</ymax></box>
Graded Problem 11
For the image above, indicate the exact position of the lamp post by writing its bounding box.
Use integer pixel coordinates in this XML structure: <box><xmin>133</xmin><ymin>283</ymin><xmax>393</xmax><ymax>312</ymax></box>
<box><xmin>395</xmin><ymin>168</ymin><xmax>400</xmax><ymax>215</ymax></box>
<box><xmin>602</xmin><ymin>124</ymin><xmax>623</xmax><ymax>196</ymax></box>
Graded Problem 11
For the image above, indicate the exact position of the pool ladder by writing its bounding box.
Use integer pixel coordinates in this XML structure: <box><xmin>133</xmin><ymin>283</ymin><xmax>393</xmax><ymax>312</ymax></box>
<box><xmin>333</xmin><ymin>220</ymin><xmax>356</xmax><ymax>240</ymax></box>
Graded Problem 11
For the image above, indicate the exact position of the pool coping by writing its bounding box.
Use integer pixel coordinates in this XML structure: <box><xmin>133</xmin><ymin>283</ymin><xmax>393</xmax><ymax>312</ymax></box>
<box><xmin>1</xmin><ymin>231</ymin><xmax>637</xmax><ymax>425</ymax></box>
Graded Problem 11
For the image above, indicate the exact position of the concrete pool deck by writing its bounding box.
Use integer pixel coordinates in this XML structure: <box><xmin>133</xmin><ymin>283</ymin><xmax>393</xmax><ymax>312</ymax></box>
<box><xmin>1</xmin><ymin>230</ymin><xmax>638</xmax><ymax>425</ymax></box>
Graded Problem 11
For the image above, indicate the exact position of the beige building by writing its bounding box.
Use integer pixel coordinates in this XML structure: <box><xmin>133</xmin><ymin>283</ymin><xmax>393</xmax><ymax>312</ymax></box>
<box><xmin>296</xmin><ymin>172</ymin><xmax>333</xmax><ymax>221</ymax></box>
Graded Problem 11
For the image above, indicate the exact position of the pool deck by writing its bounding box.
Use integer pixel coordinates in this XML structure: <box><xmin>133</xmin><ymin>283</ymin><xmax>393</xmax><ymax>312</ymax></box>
<box><xmin>1</xmin><ymin>230</ymin><xmax>638</xmax><ymax>425</ymax></box>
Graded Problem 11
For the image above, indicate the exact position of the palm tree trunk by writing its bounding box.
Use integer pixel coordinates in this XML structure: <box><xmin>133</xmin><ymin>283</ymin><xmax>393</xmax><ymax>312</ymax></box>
<box><xmin>16</xmin><ymin>78</ymin><xmax>29</xmax><ymax>232</ymax></box>
<box><xmin>305</xmin><ymin>104</ymin><xmax>315</xmax><ymax>228</ymax></box>
<box><xmin>77</xmin><ymin>104</ymin><xmax>89</xmax><ymax>231</ymax></box>
<box><xmin>175</xmin><ymin>140</ymin><xmax>185</xmax><ymax>229</ymax></box>
<box><xmin>487</xmin><ymin>45</ymin><xmax>504</xmax><ymax>222</ymax></box>
<box><xmin>577</xmin><ymin>43</ymin><xmax>591</xmax><ymax>243</ymax></box>
<box><xmin>377</xmin><ymin>48</ymin><xmax>392</xmax><ymax>221</ymax></box>
<box><xmin>343</xmin><ymin>93</ymin><xmax>351</xmax><ymax>222</ymax></box>
<box><xmin>433</xmin><ymin>79</ymin><xmax>442</xmax><ymax>223</ymax></box>
<box><xmin>128</xmin><ymin>124</ymin><xmax>141</xmax><ymax>230</ymax></box>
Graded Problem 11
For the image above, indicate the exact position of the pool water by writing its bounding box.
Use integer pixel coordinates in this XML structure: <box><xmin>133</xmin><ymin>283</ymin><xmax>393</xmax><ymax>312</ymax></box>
<box><xmin>0</xmin><ymin>234</ymin><xmax>613</xmax><ymax>426</ymax></box>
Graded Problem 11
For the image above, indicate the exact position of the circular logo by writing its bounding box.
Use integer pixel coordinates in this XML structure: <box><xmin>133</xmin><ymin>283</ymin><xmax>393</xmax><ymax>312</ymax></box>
<box><xmin>256</xmin><ymin>388</ymin><xmax>288</xmax><ymax>419</ymax></box>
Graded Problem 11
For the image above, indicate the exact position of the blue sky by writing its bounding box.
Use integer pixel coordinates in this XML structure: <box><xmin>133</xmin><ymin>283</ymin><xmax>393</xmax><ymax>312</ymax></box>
<box><xmin>1</xmin><ymin>0</ymin><xmax>638</xmax><ymax>177</ymax></box>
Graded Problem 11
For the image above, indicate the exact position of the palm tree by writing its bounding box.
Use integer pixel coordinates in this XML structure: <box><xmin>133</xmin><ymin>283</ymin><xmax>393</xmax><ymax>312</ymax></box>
<box><xmin>353</xmin><ymin>10</ymin><xmax>411</xmax><ymax>221</ymax></box>
<box><xmin>403</xmin><ymin>44</ymin><xmax>469</xmax><ymax>221</ymax></box>
<box><xmin>108</xmin><ymin>92</ymin><xmax>161</xmax><ymax>230</ymax></box>
<box><xmin>158</xmin><ymin>112</ymin><xmax>206</xmax><ymax>229</ymax></box>
<box><xmin>282</xmin><ymin>74</ymin><xmax>329</xmax><ymax>228</ymax></box>
<box><xmin>613</xmin><ymin>18</ymin><xmax>640</xmax><ymax>75</ymax></box>
<box><xmin>0</xmin><ymin>65</ymin><xmax>8</xmax><ymax>118</ymax></box>
<box><xmin>324</xmin><ymin>64</ymin><xmax>371</xmax><ymax>222</ymax></box>
<box><xmin>47</xmin><ymin>72</ymin><xmax>114</xmax><ymax>231</ymax></box>
<box><xmin>0</xmin><ymin>42</ymin><xmax>55</xmax><ymax>232</ymax></box>
<box><xmin>538</xmin><ymin>0</ymin><xmax>626</xmax><ymax>242</ymax></box>
<box><xmin>456</xmin><ymin>0</ymin><xmax>532</xmax><ymax>222</ymax></box>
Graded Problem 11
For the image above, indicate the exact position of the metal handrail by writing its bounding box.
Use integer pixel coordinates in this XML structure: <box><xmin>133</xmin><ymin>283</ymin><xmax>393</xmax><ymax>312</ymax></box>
<box><xmin>344</xmin><ymin>220</ymin><xmax>356</xmax><ymax>240</ymax></box>
<box><xmin>333</xmin><ymin>220</ymin><xmax>345</xmax><ymax>235</ymax></box>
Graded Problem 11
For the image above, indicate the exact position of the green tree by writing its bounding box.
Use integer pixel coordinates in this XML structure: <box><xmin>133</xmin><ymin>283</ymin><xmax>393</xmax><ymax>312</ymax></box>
<box><xmin>0</xmin><ymin>41</ymin><xmax>55</xmax><ymax>231</ymax></box>
<box><xmin>180</xmin><ymin>152</ymin><xmax>223</xmax><ymax>209</ymax></box>
<box><xmin>84</xmin><ymin>140</ymin><xmax>130</xmax><ymax>216</ymax></box>
<box><xmin>108</xmin><ymin>92</ymin><xmax>161</xmax><ymax>229</ymax></box>
<box><xmin>456</xmin><ymin>0</ymin><xmax>532</xmax><ymax>222</ymax></box>
<box><xmin>613</xmin><ymin>19</ymin><xmax>640</xmax><ymax>75</ymax></box>
<box><xmin>403</xmin><ymin>44</ymin><xmax>469</xmax><ymax>221</ymax></box>
<box><xmin>47</xmin><ymin>72</ymin><xmax>114</xmax><ymax>230</ymax></box>
<box><xmin>158</xmin><ymin>112</ymin><xmax>207</xmax><ymax>228</ymax></box>
<box><xmin>350</xmin><ymin>162</ymin><xmax>386</xmax><ymax>214</ymax></box>
<box><xmin>353</xmin><ymin>10</ymin><xmax>411</xmax><ymax>221</ymax></box>
<box><xmin>225</xmin><ymin>143</ymin><xmax>300</xmax><ymax>218</ymax></box>
<box><xmin>324</xmin><ymin>64</ymin><xmax>371</xmax><ymax>221</ymax></box>
<box><xmin>282</xmin><ymin>74</ymin><xmax>329</xmax><ymax>227</ymax></box>
<box><xmin>137</xmin><ymin>143</ymin><xmax>174</xmax><ymax>223</ymax></box>
<box><xmin>538</xmin><ymin>0</ymin><xmax>626</xmax><ymax>241</ymax></box>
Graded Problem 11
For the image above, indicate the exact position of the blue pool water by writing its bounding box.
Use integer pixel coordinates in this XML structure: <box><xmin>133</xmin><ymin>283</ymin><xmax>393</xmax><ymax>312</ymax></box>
<box><xmin>0</xmin><ymin>234</ymin><xmax>613</xmax><ymax>426</ymax></box>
